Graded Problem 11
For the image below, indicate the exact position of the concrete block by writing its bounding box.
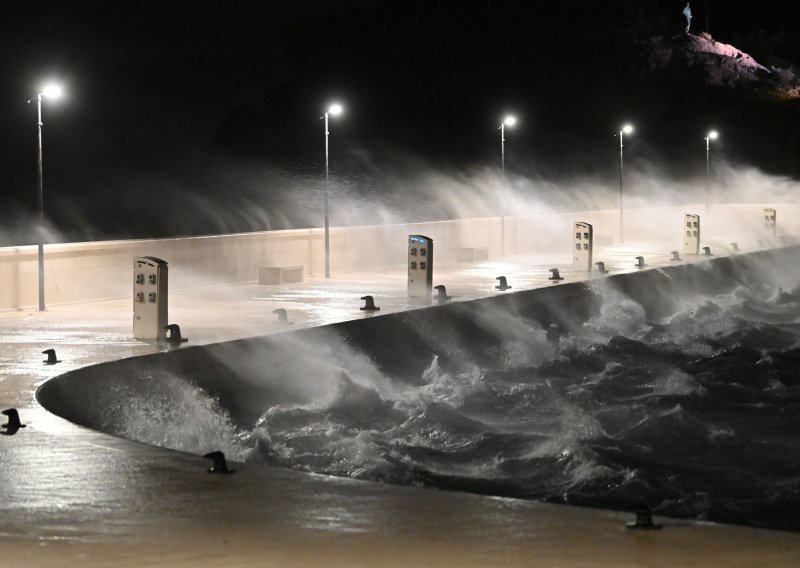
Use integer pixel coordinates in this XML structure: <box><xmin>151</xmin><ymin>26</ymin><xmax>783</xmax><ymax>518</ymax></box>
<box><xmin>457</xmin><ymin>247</ymin><xmax>489</xmax><ymax>262</ymax></box>
<box><xmin>259</xmin><ymin>265</ymin><xmax>304</xmax><ymax>285</ymax></box>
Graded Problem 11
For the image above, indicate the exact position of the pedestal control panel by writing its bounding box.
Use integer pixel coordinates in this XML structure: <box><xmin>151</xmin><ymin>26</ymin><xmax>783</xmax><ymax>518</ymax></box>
<box><xmin>573</xmin><ymin>222</ymin><xmax>593</xmax><ymax>271</ymax></box>
<box><xmin>408</xmin><ymin>235</ymin><xmax>433</xmax><ymax>300</ymax></box>
<box><xmin>684</xmin><ymin>214</ymin><xmax>700</xmax><ymax>255</ymax></box>
<box><xmin>764</xmin><ymin>208</ymin><xmax>777</xmax><ymax>240</ymax></box>
<box><xmin>133</xmin><ymin>256</ymin><xmax>168</xmax><ymax>342</ymax></box>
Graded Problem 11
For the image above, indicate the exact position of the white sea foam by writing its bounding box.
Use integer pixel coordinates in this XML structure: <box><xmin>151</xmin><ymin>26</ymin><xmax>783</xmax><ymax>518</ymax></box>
<box><xmin>117</xmin><ymin>373</ymin><xmax>245</xmax><ymax>460</ymax></box>
<box><xmin>653</xmin><ymin>371</ymin><xmax>706</xmax><ymax>396</ymax></box>
<box><xmin>585</xmin><ymin>281</ymin><xmax>648</xmax><ymax>339</ymax></box>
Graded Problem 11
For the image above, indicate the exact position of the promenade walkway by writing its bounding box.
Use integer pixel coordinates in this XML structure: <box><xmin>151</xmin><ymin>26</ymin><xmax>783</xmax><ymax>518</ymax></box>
<box><xmin>2</xmin><ymin>245</ymin><xmax>798</xmax><ymax>567</ymax></box>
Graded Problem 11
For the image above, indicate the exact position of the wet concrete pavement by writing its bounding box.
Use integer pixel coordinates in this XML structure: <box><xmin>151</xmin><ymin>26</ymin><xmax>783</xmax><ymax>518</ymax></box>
<box><xmin>2</xmin><ymin>247</ymin><xmax>799</xmax><ymax>567</ymax></box>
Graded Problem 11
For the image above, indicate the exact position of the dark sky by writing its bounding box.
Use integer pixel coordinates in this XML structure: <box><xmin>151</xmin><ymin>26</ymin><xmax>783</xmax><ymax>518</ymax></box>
<box><xmin>1</xmin><ymin>0</ymin><xmax>384</xmax><ymax>240</ymax></box>
<box><xmin>2</xmin><ymin>1</ymin><xmax>800</xmax><ymax>242</ymax></box>
<box><xmin>1</xmin><ymin>1</ymin><xmax>360</xmax><ymax>182</ymax></box>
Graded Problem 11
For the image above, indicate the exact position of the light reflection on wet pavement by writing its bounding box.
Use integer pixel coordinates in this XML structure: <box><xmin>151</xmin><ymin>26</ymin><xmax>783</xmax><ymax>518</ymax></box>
<box><xmin>2</xmin><ymin>253</ymin><xmax>800</xmax><ymax>566</ymax></box>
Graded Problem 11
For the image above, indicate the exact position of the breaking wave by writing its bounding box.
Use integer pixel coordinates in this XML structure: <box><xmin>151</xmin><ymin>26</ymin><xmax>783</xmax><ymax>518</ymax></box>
<box><xmin>77</xmin><ymin>263</ymin><xmax>800</xmax><ymax>532</ymax></box>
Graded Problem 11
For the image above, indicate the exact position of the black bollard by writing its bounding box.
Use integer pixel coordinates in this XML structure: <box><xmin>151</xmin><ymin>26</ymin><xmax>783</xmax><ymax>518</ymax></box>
<box><xmin>434</xmin><ymin>285</ymin><xmax>451</xmax><ymax>305</ymax></box>
<box><xmin>495</xmin><ymin>276</ymin><xmax>512</xmax><ymax>291</ymax></box>
<box><xmin>1</xmin><ymin>408</ymin><xmax>26</xmax><ymax>436</ymax></box>
<box><xmin>203</xmin><ymin>451</ymin><xmax>235</xmax><ymax>474</ymax></box>
<box><xmin>165</xmin><ymin>324</ymin><xmax>188</xmax><ymax>345</ymax></box>
<box><xmin>626</xmin><ymin>504</ymin><xmax>662</xmax><ymax>530</ymax></box>
<box><xmin>360</xmin><ymin>295</ymin><xmax>380</xmax><ymax>311</ymax></box>
<box><xmin>272</xmin><ymin>308</ymin><xmax>293</xmax><ymax>325</ymax></box>
<box><xmin>42</xmin><ymin>348</ymin><xmax>61</xmax><ymax>365</ymax></box>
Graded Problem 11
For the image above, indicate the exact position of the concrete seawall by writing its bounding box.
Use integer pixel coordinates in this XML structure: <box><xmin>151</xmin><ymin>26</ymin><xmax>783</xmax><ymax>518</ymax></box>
<box><xmin>4</xmin><ymin>203</ymin><xmax>790</xmax><ymax>310</ymax></box>
<box><xmin>37</xmin><ymin>244</ymin><xmax>800</xmax><ymax>434</ymax></box>
<box><xmin>5</xmin><ymin>240</ymin><xmax>800</xmax><ymax>566</ymax></box>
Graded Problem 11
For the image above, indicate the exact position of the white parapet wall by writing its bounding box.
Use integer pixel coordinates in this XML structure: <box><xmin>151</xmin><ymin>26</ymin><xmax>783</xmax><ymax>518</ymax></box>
<box><xmin>1</xmin><ymin>204</ymin><xmax>796</xmax><ymax>310</ymax></box>
<box><xmin>0</xmin><ymin>218</ymin><xmax>500</xmax><ymax>310</ymax></box>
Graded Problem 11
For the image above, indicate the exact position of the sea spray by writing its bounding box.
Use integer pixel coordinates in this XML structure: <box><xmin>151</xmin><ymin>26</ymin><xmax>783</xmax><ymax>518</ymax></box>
<box><xmin>78</xmin><ymin>276</ymin><xmax>800</xmax><ymax>532</ymax></box>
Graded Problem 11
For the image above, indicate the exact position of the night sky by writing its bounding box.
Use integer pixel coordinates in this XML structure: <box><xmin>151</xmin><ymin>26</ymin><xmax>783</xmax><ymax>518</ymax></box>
<box><xmin>2</xmin><ymin>1</ymin><xmax>800</xmax><ymax>243</ymax></box>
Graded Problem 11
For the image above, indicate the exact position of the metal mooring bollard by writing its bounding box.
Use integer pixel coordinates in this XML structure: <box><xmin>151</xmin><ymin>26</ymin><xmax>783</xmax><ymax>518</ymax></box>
<box><xmin>360</xmin><ymin>295</ymin><xmax>380</xmax><ymax>311</ymax></box>
<box><xmin>42</xmin><ymin>348</ymin><xmax>61</xmax><ymax>365</ymax></box>
<box><xmin>165</xmin><ymin>324</ymin><xmax>188</xmax><ymax>345</ymax></box>
<box><xmin>203</xmin><ymin>451</ymin><xmax>235</xmax><ymax>474</ymax></box>
<box><xmin>626</xmin><ymin>505</ymin><xmax>662</xmax><ymax>530</ymax></box>
<box><xmin>272</xmin><ymin>308</ymin><xmax>293</xmax><ymax>325</ymax></box>
<box><xmin>434</xmin><ymin>285</ymin><xmax>451</xmax><ymax>305</ymax></box>
<box><xmin>495</xmin><ymin>276</ymin><xmax>512</xmax><ymax>291</ymax></box>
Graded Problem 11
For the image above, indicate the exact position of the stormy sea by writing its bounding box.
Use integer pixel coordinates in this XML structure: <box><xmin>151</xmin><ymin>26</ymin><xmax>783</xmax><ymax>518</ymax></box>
<box><xmin>79</xmin><ymin>251</ymin><xmax>799</xmax><ymax>534</ymax></box>
<box><xmin>226</xmin><ymin>285</ymin><xmax>800</xmax><ymax>532</ymax></box>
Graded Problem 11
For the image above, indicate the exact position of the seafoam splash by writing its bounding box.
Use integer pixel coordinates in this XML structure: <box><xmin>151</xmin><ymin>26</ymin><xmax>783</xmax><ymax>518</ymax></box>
<box><xmin>100</xmin><ymin>269</ymin><xmax>800</xmax><ymax>532</ymax></box>
<box><xmin>114</xmin><ymin>373</ymin><xmax>245</xmax><ymax>460</ymax></box>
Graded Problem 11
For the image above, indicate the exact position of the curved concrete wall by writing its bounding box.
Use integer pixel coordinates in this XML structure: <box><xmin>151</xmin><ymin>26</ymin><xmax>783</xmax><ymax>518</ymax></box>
<box><xmin>37</xmin><ymin>245</ymin><xmax>800</xmax><ymax>437</ymax></box>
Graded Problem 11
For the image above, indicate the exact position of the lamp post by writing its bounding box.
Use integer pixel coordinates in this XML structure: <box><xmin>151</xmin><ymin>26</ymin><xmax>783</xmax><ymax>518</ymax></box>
<box><xmin>499</xmin><ymin>115</ymin><xmax>516</xmax><ymax>179</ymax></box>
<box><xmin>618</xmin><ymin>123</ymin><xmax>633</xmax><ymax>243</ymax></box>
<box><xmin>33</xmin><ymin>84</ymin><xmax>63</xmax><ymax>311</ymax></box>
<box><xmin>499</xmin><ymin>115</ymin><xmax>516</xmax><ymax>256</ymax></box>
<box><xmin>705</xmin><ymin>130</ymin><xmax>718</xmax><ymax>216</ymax></box>
<box><xmin>322</xmin><ymin>103</ymin><xmax>343</xmax><ymax>278</ymax></box>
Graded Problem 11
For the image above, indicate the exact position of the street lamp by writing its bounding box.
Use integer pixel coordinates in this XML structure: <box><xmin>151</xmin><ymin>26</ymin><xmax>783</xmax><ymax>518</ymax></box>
<box><xmin>498</xmin><ymin>115</ymin><xmax>516</xmax><ymax>256</ymax></box>
<box><xmin>322</xmin><ymin>102</ymin><xmax>343</xmax><ymax>278</ymax></box>
<box><xmin>32</xmin><ymin>83</ymin><xmax>63</xmax><ymax>311</ymax></box>
<box><xmin>618</xmin><ymin>123</ymin><xmax>633</xmax><ymax>243</ymax></box>
<box><xmin>499</xmin><ymin>115</ymin><xmax>516</xmax><ymax>178</ymax></box>
<box><xmin>705</xmin><ymin>130</ymin><xmax>718</xmax><ymax>216</ymax></box>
